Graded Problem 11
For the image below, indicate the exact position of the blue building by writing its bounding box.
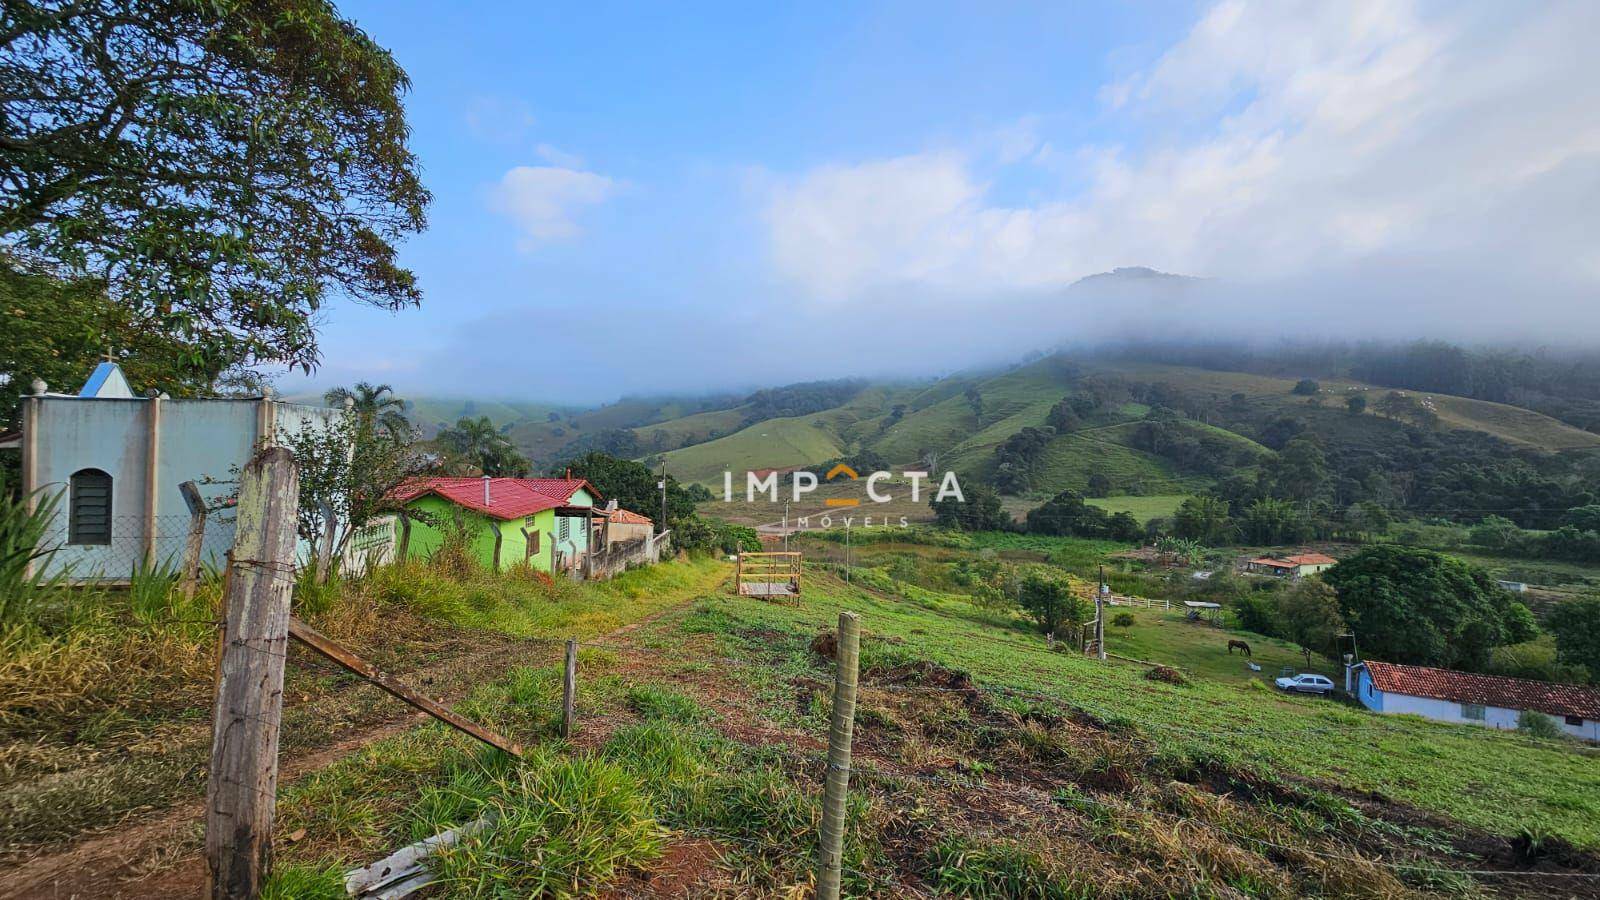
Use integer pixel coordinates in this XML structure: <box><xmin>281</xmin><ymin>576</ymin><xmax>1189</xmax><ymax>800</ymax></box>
<box><xmin>3</xmin><ymin>363</ymin><xmax>341</xmax><ymax>580</ymax></box>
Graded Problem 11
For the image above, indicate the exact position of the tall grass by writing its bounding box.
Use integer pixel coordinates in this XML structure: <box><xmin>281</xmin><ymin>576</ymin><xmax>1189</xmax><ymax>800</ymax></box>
<box><xmin>0</xmin><ymin>477</ymin><xmax>66</xmax><ymax>628</ymax></box>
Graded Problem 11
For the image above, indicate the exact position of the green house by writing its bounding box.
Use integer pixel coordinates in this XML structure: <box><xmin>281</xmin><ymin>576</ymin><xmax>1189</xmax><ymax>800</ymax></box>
<box><xmin>392</xmin><ymin>477</ymin><xmax>599</xmax><ymax>574</ymax></box>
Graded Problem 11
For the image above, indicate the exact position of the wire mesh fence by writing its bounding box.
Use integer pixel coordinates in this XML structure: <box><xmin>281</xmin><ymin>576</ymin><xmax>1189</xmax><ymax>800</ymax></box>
<box><xmin>36</xmin><ymin>513</ymin><xmax>237</xmax><ymax>582</ymax></box>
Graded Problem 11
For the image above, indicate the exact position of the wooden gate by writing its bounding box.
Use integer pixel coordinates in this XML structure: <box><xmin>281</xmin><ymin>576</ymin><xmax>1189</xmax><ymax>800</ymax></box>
<box><xmin>736</xmin><ymin>551</ymin><xmax>801</xmax><ymax>596</ymax></box>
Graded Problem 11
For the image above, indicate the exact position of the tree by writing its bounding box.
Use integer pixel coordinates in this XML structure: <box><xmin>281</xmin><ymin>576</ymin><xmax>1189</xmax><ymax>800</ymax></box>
<box><xmin>931</xmin><ymin>483</ymin><xmax>1009</xmax><ymax>532</ymax></box>
<box><xmin>1086</xmin><ymin>470</ymin><xmax>1114</xmax><ymax>497</ymax></box>
<box><xmin>1107</xmin><ymin>511</ymin><xmax>1142</xmax><ymax>542</ymax></box>
<box><xmin>1346</xmin><ymin>394</ymin><xmax>1368</xmax><ymax>415</ymax></box>
<box><xmin>1</xmin><ymin>264</ymin><xmax>218</xmax><ymax>427</ymax></box>
<box><xmin>1292</xmin><ymin>379</ymin><xmax>1320</xmax><ymax>396</ymax></box>
<box><xmin>1173</xmin><ymin>495</ymin><xmax>1233</xmax><ymax>545</ymax></box>
<box><xmin>1276</xmin><ymin>579</ymin><xmax>1346</xmax><ymax>658</ymax></box>
<box><xmin>1469</xmin><ymin>515</ymin><xmax>1521</xmax><ymax>551</ymax></box>
<box><xmin>1026</xmin><ymin>490</ymin><xmax>1109</xmax><ymax>537</ymax></box>
<box><xmin>436</xmin><ymin>416</ymin><xmax>529</xmax><ymax>477</ymax></box>
<box><xmin>1345</xmin><ymin>501</ymin><xmax>1391</xmax><ymax>538</ymax></box>
<box><xmin>1322</xmin><ymin>546</ymin><xmax>1537</xmax><ymax>670</ymax></box>
<box><xmin>1</xmin><ymin>0</ymin><xmax>429</xmax><ymax>372</ymax></box>
<box><xmin>557</xmin><ymin>451</ymin><xmax>696</xmax><ymax>526</ymax></box>
<box><xmin>1017</xmin><ymin>570</ymin><xmax>1088</xmax><ymax>637</ymax></box>
<box><xmin>324</xmin><ymin>382</ymin><xmax>408</xmax><ymax>437</ymax></box>
<box><xmin>1547</xmin><ymin>596</ymin><xmax>1600</xmax><ymax>682</ymax></box>
<box><xmin>1563</xmin><ymin>505</ymin><xmax>1600</xmax><ymax>533</ymax></box>
<box><xmin>277</xmin><ymin>407</ymin><xmax>430</xmax><ymax>576</ymax></box>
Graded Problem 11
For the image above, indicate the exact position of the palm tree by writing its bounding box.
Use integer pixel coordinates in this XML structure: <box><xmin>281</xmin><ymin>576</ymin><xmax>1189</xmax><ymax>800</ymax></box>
<box><xmin>436</xmin><ymin>415</ymin><xmax>529</xmax><ymax>476</ymax></box>
<box><xmin>325</xmin><ymin>381</ymin><xmax>409</xmax><ymax>437</ymax></box>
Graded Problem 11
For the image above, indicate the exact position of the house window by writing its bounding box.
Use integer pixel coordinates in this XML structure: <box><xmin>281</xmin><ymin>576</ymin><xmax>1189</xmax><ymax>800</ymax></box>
<box><xmin>1566</xmin><ymin>715</ymin><xmax>1583</xmax><ymax>727</ymax></box>
<box><xmin>524</xmin><ymin>528</ymin><xmax>540</xmax><ymax>557</ymax></box>
<box><xmin>68</xmin><ymin>468</ymin><xmax>113</xmax><ymax>545</ymax></box>
<box><xmin>1460</xmin><ymin>703</ymin><xmax>1486</xmax><ymax>721</ymax></box>
<box><xmin>558</xmin><ymin>517</ymin><xmax>570</xmax><ymax>542</ymax></box>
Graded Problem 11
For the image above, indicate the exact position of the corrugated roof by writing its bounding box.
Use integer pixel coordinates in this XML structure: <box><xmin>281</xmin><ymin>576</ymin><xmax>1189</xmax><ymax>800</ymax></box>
<box><xmin>1364</xmin><ymin>661</ymin><xmax>1600</xmax><ymax>720</ymax></box>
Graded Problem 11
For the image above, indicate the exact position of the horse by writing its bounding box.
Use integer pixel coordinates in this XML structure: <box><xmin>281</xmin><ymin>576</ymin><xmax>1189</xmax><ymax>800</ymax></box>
<box><xmin>1227</xmin><ymin>639</ymin><xmax>1252</xmax><ymax>657</ymax></box>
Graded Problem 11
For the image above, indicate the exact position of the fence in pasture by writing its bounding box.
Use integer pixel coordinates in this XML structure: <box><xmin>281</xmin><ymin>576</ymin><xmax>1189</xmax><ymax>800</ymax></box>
<box><xmin>1106</xmin><ymin>594</ymin><xmax>1169</xmax><ymax>609</ymax></box>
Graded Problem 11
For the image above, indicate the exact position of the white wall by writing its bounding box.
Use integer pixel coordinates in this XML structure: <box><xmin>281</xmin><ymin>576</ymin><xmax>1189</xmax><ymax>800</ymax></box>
<box><xmin>29</xmin><ymin>396</ymin><xmax>340</xmax><ymax>579</ymax></box>
<box><xmin>1372</xmin><ymin>687</ymin><xmax>1600</xmax><ymax>741</ymax></box>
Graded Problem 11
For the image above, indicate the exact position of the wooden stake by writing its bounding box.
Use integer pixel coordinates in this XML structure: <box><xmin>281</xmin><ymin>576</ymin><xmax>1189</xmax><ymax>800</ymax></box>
<box><xmin>316</xmin><ymin>502</ymin><xmax>337</xmax><ymax>584</ymax></box>
<box><xmin>206</xmin><ymin>447</ymin><xmax>298</xmax><ymax>900</ymax></box>
<box><xmin>179</xmin><ymin>480</ymin><xmax>208</xmax><ymax>600</ymax></box>
<box><xmin>288</xmin><ymin>618</ymin><xmax>523</xmax><ymax>758</ymax></box>
<box><xmin>816</xmin><ymin>611</ymin><xmax>860</xmax><ymax>900</ymax></box>
<box><xmin>561</xmin><ymin>638</ymin><xmax>578</xmax><ymax>738</ymax></box>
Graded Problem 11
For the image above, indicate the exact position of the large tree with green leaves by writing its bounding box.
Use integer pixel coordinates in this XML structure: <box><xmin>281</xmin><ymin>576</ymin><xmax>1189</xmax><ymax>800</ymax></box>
<box><xmin>1323</xmin><ymin>545</ymin><xmax>1536</xmax><ymax>671</ymax></box>
<box><xmin>0</xmin><ymin>264</ymin><xmax>217</xmax><ymax>425</ymax></box>
<box><xmin>0</xmin><ymin>0</ymin><xmax>429</xmax><ymax>373</ymax></box>
<box><xmin>555</xmin><ymin>451</ymin><xmax>696</xmax><ymax>526</ymax></box>
<box><xmin>1546</xmin><ymin>596</ymin><xmax>1600</xmax><ymax>683</ymax></box>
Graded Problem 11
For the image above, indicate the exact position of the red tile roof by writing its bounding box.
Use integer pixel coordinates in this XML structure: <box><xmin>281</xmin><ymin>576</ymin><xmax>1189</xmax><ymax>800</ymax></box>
<box><xmin>521</xmin><ymin>478</ymin><xmax>602</xmax><ymax>502</ymax></box>
<box><xmin>1364</xmin><ymin>661</ymin><xmax>1600</xmax><ymax>720</ymax></box>
<box><xmin>392</xmin><ymin>477</ymin><xmax>566</xmax><ymax>520</ymax></box>
<box><xmin>604</xmin><ymin>507</ymin><xmax>652</xmax><ymax>526</ymax></box>
<box><xmin>1250</xmin><ymin>552</ymin><xmax>1337</xmax><ymax>568</ymax></box>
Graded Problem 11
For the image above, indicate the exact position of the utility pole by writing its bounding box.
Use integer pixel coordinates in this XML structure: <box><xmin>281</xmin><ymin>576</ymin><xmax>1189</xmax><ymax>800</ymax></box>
<box><xmin>1096</xmin><ymin>565</ymin><xmax>1108</xmax><ymax>661</ymax></box>
<box><xmin>844</xmin><ymin>519</ymin><xmax>851</xmax><ymax>583</ymax></box>
<box><xmin>783</xmin><ymin>501</ymin><xmax>789</xmax><ymax>554</ymax></box>
<box><xmin>657</xmin><ymin>461</ymin><xmax>667</xmax><ymax>536</ymax></box>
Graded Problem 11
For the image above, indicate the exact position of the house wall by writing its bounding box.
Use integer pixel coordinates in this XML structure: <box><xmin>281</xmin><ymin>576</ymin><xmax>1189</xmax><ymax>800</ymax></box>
<box><xmin>400</xmin><ymin>496</ymin><xmax>555</xmax><ymax>572</ymax></box>
<box><xmin>1356</xmin><ymin>669</ymin><xmax>1600</xmax><ymax>741</ymax></box>
<box><xmin>606</xmin><ymin>520</ymin><xmax>653</xmax><ymax>545</ymax></box>
<box><xmin>553</xmin><ymin>486</ymin><xmax>595</xmax><ymax>562</ymax></box>
<box><xmin>27</xmin><ymin>396</ymin><xmax>339</xmax><ymax>579</ymax></box>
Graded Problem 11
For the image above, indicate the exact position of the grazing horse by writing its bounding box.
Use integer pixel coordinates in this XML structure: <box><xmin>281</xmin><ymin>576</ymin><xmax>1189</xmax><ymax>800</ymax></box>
<box><xmin>1227</xmin><ymin>639</ymin><xmax>1252</xmax><ymax>657</ymax></box>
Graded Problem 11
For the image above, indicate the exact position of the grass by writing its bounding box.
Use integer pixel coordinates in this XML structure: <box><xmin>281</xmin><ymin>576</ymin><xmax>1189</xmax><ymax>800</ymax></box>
<box><xmin>658</xmin><ymin>415</ymin><xmax>847</xmax><ymax>487</ymax></box>
<box><xmin>1085</xmin><ymin>494</ymin><xmax>1190</xmax><ymax>524</ymax></box>
<box><xmin>0</xmin><ymin>552</ymin><xmax>727</xmax><ymax>858</ymax></box>
<box><xmin>664</xmin><ymin>561</ymin><xmax>1600</xmax><ymax>847</ymax></box>
<box><xmin>1103</xmin><ymin>605</ymin><xmax>1334</xmax><ymax>684</ymax></box>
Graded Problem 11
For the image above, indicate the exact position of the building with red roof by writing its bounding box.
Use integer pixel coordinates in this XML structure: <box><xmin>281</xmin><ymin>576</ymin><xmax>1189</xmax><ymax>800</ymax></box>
<box><xmin>1350</xmin><ymin>660</ymin><xmax>1600</xmax><ymax>742</ymax></box>
<box><xmin>391</xmin><ymin>476</ymin><xmax>601</xmax><ymax>575</ymax></box>
<box><xmin>1245</xmin><ymin>551</ymin><xmax>1338</xmax><ymax>577</ymax></box>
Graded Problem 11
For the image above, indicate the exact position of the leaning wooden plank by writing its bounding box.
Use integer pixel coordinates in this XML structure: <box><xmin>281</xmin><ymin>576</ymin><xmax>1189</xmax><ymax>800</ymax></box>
<box><xmin>287</xmin><ymin>617</ymin><xmax>524</xmax><ymax>758</ymax></box>
<box><xmin>345</xmin><ymin>817</ymin><xmax>490</xmax><ymax>897</ymax></box>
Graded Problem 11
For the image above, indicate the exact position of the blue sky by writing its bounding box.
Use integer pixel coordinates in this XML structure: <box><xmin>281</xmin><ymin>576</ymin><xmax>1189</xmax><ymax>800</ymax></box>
<box><xmin>293</xmin><ymin>1</ymin><xmax>1600</xmax><ymax>404</ymax></box>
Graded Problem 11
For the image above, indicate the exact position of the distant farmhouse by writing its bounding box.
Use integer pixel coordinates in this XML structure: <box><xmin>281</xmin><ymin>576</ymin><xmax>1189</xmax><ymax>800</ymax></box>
<box><xmin>1</xmin><ymin>363</ymin><xmax>341</xmax><ymax>581</ymax></box>
<box><xmin>1245</xmin><ymin>552</ymin><xmax>1337</xmax><ymax>577</ymax></box>
<box><xmin>1349</xmin><ymin>661</ymin><xmax>1600</xmax><ymax>742</ymax></box>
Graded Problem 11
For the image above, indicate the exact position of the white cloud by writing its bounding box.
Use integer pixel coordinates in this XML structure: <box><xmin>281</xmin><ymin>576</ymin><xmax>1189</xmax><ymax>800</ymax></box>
<box><xmin>763</xmin><ymin>0</ymin><xmax>1600</xmax><ymax>310</ymax></box>
<box><xmin>491</xmin><ymin>166</ymin><xmax>618</xmax><ymax>246</ymax></box>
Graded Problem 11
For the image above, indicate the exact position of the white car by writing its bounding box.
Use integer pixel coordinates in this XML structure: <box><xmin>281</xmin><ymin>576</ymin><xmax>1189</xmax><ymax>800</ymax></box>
<box><xmin>1274</xmin><ymin>673</ymin><xmax>1335</xmax><ymax>695</ymax></box>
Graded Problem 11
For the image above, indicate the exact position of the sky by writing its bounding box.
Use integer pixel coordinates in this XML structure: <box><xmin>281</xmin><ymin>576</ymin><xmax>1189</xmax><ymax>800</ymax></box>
<box><xmin>288</xmin><ymin>0</ymin><xmax>1600</xmax><ymax>405</ymax></box>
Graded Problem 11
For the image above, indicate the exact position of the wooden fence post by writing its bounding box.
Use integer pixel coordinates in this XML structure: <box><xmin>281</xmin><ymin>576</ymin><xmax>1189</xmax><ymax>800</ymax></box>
<box><xmin>561</xmin><ymin>639</ymin><xmax>578</xmax><ymax>738</ymax></box>
<box><xmin>815</xmin><ymin>611</ymin><xmax>860</xmax><ymax>900</ymax></box>
<box><xmin>316</xmin><ymin>502</ymin><xmax>337</xmax><ymax>584</ymax></box>
<box><xmin>179</xmin><ymin>480</ymin><xmax>208</xmax><ymax>600</ymax></box>
<box><xmin>397</xmin><ymin>511</ymin><xmax>412</xmax><ymax>560</ymax></box>
<box><xmin>206</xmin><ymin>447</ymin><xmax>299</xmax><ymax>900</ymax></box>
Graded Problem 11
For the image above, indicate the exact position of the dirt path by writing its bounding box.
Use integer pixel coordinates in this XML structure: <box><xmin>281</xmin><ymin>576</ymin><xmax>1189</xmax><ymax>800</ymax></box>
<box><xmin>0</xmin><ymin>573</ymin><xmax>725</xmax><ymax>900</ymax></box>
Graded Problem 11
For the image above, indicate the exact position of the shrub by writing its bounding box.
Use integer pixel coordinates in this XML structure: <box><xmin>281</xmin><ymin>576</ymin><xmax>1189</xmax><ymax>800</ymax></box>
<box><xmin>1517</xmin><ymin>710</ymin><xmax>1564</xmax><ymax>740</ymax></box>
<box><xmin>1112</xmin><ymin>612</ymin><xmax>1135</xmax><ymax>628</ymax></box>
